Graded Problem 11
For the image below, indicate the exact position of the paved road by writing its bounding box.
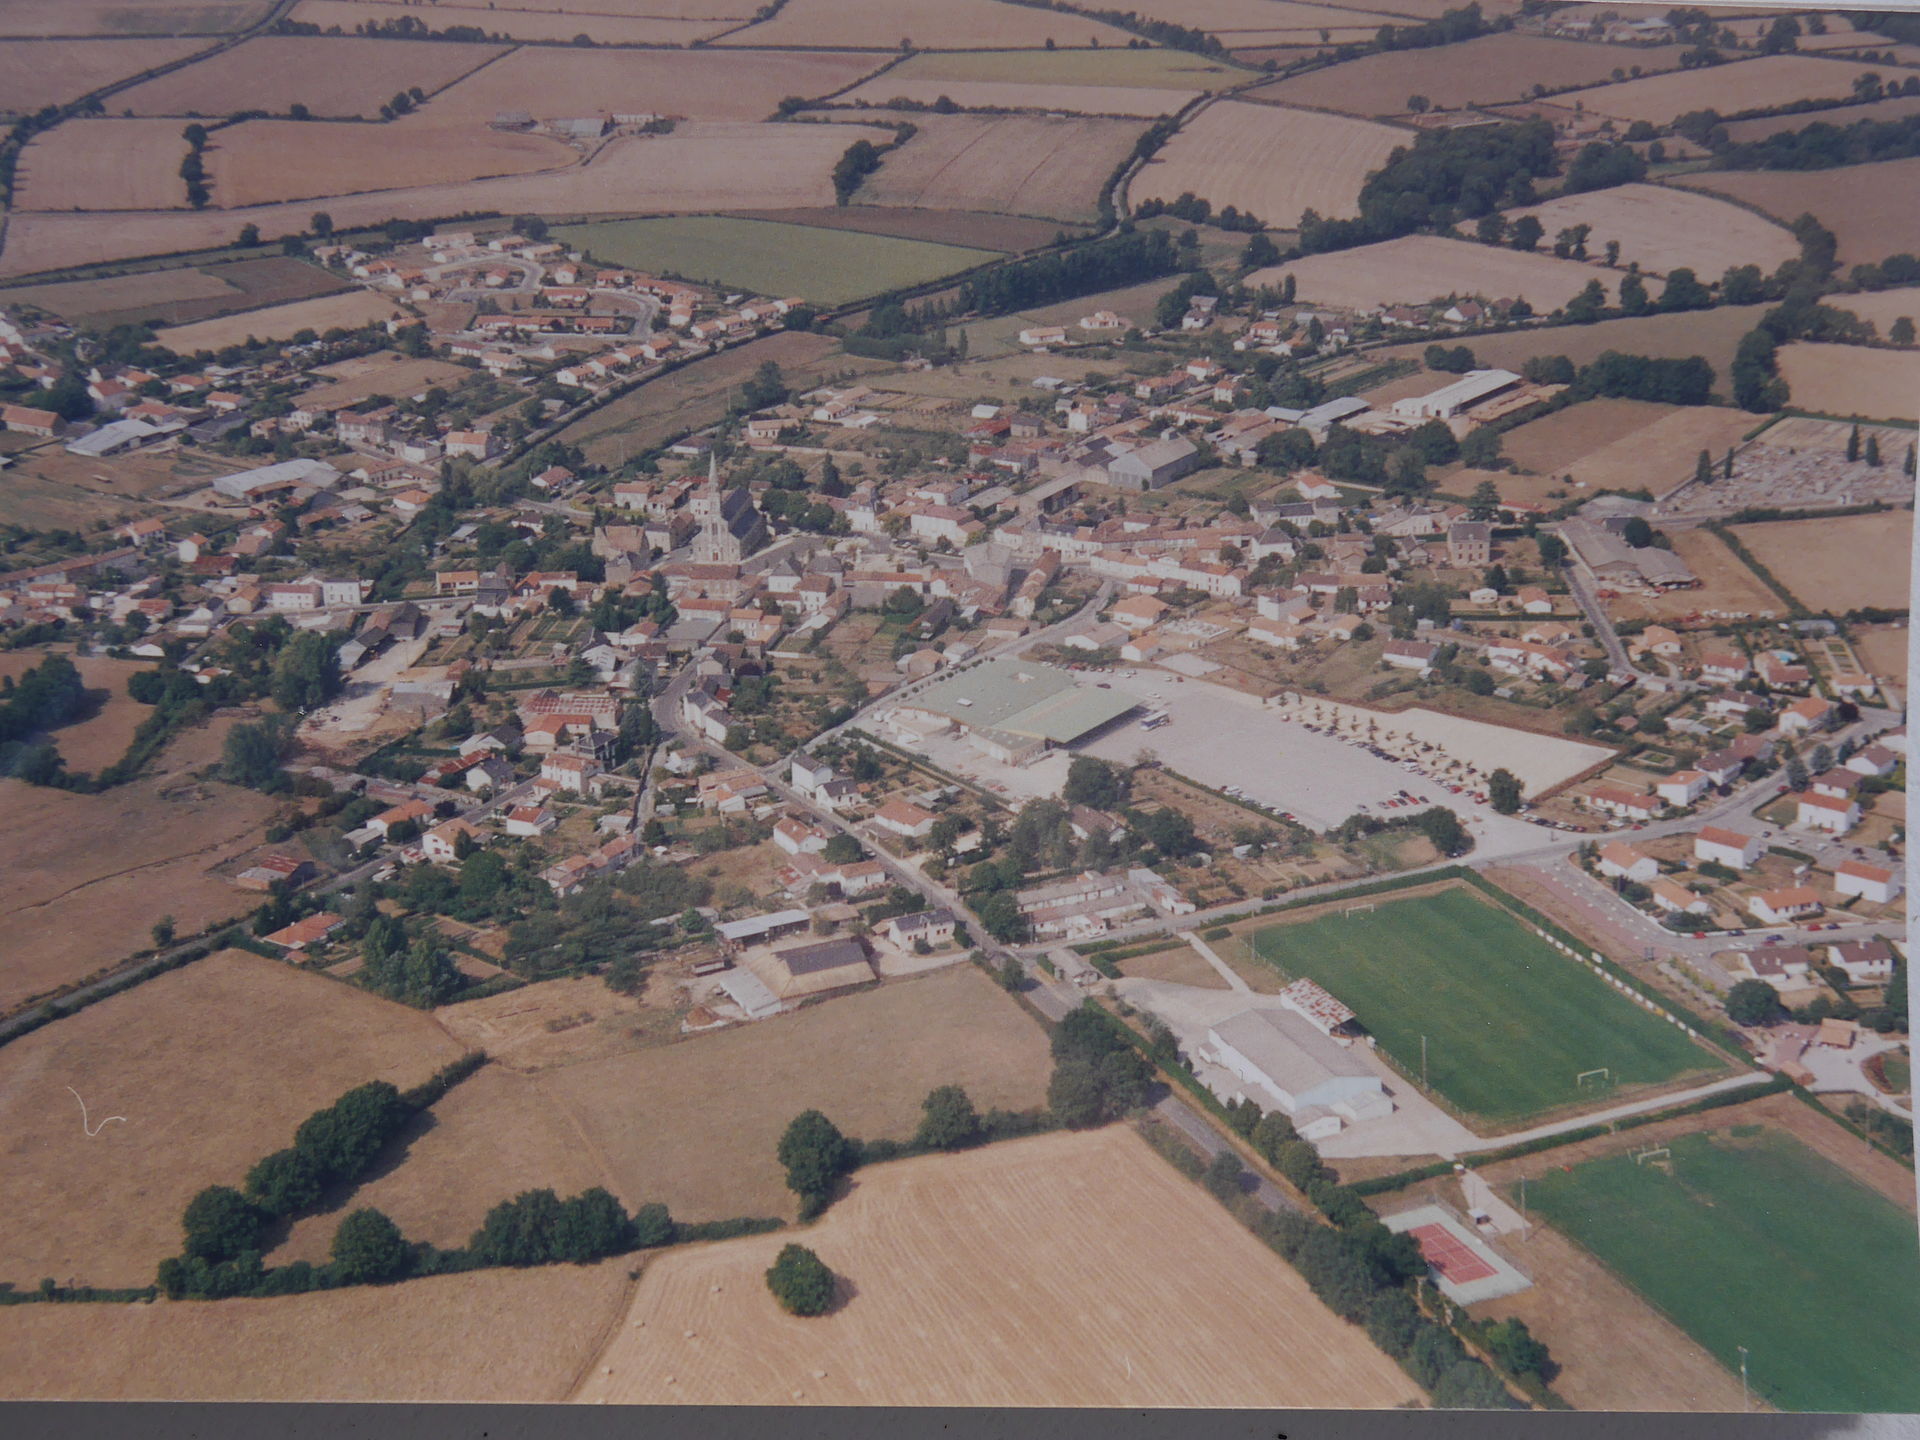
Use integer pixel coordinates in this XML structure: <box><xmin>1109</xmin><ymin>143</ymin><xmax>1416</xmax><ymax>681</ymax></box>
<box><xmin>1452</xmin><ymin>1071</ymin><xmax>1776</xmax><ymax>1155</ymax></box>
<box><xmin>1554</xmin><ymin>546</ymin><xmax>1663</xmax><ymax>687</ymax></box>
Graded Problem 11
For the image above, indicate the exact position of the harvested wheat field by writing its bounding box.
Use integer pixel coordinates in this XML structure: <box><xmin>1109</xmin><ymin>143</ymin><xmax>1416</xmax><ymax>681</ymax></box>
<box><xmin>1251</xmin><ymin>235</ymin><xmax>1612</xmax><ymax>312</ymax></box>
<box><xmin>1561</xmin><ymin>55</ymin><xmax>1894</xmax><ymax>126</ymax></box>
<box><xmin>0</xmin><ymin>764</ymin><xmax>274</xmax><ymax>1014</ymax></box>
<box><xmin>289</xmin><ymin>0</ymin><xmax>732</xmax><ymax>44</ymax></box>
<box><xmin>1377</xmin><ymin>304</ymin><xmax>1773</xmax><ymax>392</ymax></box>
<box><xmin>432</xmin><ymin>46</ymin><xmax>884</xmax><ymax>125</ymax></box>
<box><xmin>1135</xmin><ymin>101</ymin><xmax>1406</xmax><ymax>227</ymax></box>
<box><xmin>436</xmin><ymin>973</ymin><xmax>666</xmax><ymax>1072</ymax></box>
<box><xmin>1088</xmin><ymin>0</ymin><xmax>1400</xmax><ymax>31</ymax></box>
<box><xmin>0</xmin><ymin>0</ymin><xmax>269</xmax><ymax>35</ymax></box>
<box><xmin>156</xmin><ymin>289</ymin><xmax>405</xmax><ymax>353</ymax></box>
<box><xmin>871</xmin><ymin>46</ymin><xmax>1252</xmax><ymax>92</ymax></box>
<box><xmin>12</xmin><ymin>119</ymin><xmax>193</xmax><ymax>212</ymax></box>
<box><xmin>1502</xmin><ymin>184</ymin><xmax>1795</xmax><ymax>278</ymax></box>
<box><xmin>0</xmin><ymin>652</ymin><xmax>153</xmax><ymax>773</ymax></box>
<box><xmin>1833</xmin><ymin>285</ymin><xmax>1920</xmax><ymax>336</ymax></box>
<box><xmin>2</xmin><ymin>255</ymin><xmax>348</xmax><ymax>329</ymax></box>
<box><xmin>0</xmin><ymin>949</ymin><xmax>467</xmax><ymax>1289</ymax></box>
<box><xmin>1491</xmin><ymin>397</ymin><xmax>1762</xmax><ymax>498</ymax></box>
<box><xmin>1674</xmin><ymin>158</ymin><xmax>1920</xmax><ymax>270</ymax></box>
<box><xmin>113</xmin><ymin>36</ymin><xmax>508</xmax><ymax>118</ymax></box>
<box><xmin>717</xmin><ymin>0</ymin><xmax>1139</xmax><ymax>49</ymax></box>
<box><xmin>0</xmin><ymin>1258</ymin><xmax>635</xmax><ymax>1401</ymax></box>
<box><xmin>1730</xmin><ymin>511</ymin><xmax>1915</xmax><ymax>614</ymax></box>
<box><xmin>0</xmin><ymin>37</ymin><xmax>211</xmax><ymax>114</ymax></box>
<box><xmin>842</xmin><ymin>77</ymin><xmax>1197</xmax><ymax>117</ymax></box>
<box><xmin>207</xmin><ymin>116</ymin><xmax>574</xmax><ymax>208</ymax></box>
<box><xmin>1778</xmin><ymin>342</ymin><xmax>1920</xmax><ymax>423</ymax></box>
<box><xmin>577</xmin><ymin>1126</ymin><xmax>1421</xmax><ymax>1407</ymax></box>
<box><xmin>1252</xmin><ymin>33</ymin><xmax>1689</xmax><ymax>115</ymax></box>
<box><xmin>0</xmin><ymin>122</ymin><xmax>892</xmax><ymax>277</ymax></box>
<box><xmin>532</xmin><ymin>966</ymin><xmax>1051</xmax><ymax>1223</ymax></box>
<box><xmin>269</xmin><ymin>1063</ymin><xmax>606</xmax><ymax>1264</ymax></box>
<box><xmin>1721</xmin><ymin>90</ymin><xmax>1920</xmax><ymax>143</ymax></box>
<box><xmin>848</xmin><ymin>112</ymin><xmax>1146</xmax><ymax>222</ymax></box>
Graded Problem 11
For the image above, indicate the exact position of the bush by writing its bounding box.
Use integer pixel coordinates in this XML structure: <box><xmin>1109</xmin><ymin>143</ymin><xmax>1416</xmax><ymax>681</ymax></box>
<box><xmin>764</xmin><ymin>1243</ymin><xmax>836</xmax><ymax>1317</ymax></box>
<box><xmin>181</xmin><ymin>1186</ymin><xmax>262</xmax><ymax>1264</ymax></box>
<box><xmin>777</xmin><ymin>1109</ymin><xmax>854</xmax><ymax>1212</ymax></box>
<box><xmin>914</xmin><ymin>1085</ymin><xmax>982</xmax><ymax>1151</ymax></box>
<box><xmin>1726</xmin><ymin>978</ymin><xmax>1785</xmax><ymax>1026</ymax></box>
<box><xmin>330</xmin><ymin>1208</ymin><xmax>412</xmax><ymax>1285</ymax></box>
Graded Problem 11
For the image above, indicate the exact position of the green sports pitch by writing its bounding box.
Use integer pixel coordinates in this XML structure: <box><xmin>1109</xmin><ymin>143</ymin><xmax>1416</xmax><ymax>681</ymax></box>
<box><xmin>1247</xmin><ymin>888</ymin><xmax>1715</xmax><ymax>1121</ymax></box>
<box><xmin>1524</xmin><ymin>1128</ymin><xmax>1920</xmax><ymax>1413</ymax></box>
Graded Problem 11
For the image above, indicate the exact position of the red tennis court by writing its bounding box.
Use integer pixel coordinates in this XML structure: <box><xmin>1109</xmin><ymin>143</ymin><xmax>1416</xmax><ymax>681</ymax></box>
<box><xmin>1409</xmin><ymin>1222</ymin><xmax>1497</xmax><ymax>1284</ymax></box>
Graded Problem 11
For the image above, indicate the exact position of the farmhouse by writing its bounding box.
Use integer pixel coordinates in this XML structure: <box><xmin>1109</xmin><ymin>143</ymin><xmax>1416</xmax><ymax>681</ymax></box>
<box><xmin>1199</xmin><ymin>1006</ymin><xmax>1392</xmax><ymax>1142</ymax></box>
<box><xmin>262</xmin><ymin>913</ymin><xmax>346</xmax><ymax>951</ymax></box>
<box><xmin>1445</xmin><ymin>521</ymin><xmax>1491</xmax><ymax>567</ymax></box>
<box><xmin>1596</xmin><ymin>842</ymin><xmax>1658</xmax><ymax>883</ymax></box>
<box><xmin>1748</xmin><ymin>887</ymin><xmax>1823</xmax><ymax>926</ymax></box>
<box><xmin>1695</xmin><ymin>826</ymin><xmax>1763</xmax><ymax>870</ymax></box>
<box><xmin>1834</xmin><ymin>860</ymin><xmax>1902</xmax><ymax>905</ymax></box>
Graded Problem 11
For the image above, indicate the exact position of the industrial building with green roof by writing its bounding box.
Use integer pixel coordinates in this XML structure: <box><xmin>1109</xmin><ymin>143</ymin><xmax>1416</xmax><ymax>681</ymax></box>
<box><xmin>887</xmin><ymin>657</ymin><xmax>1138</xmax><ymax>762</ymax></box>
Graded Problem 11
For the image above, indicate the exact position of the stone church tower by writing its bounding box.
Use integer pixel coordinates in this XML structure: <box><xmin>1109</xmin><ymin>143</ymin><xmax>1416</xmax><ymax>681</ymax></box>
<box><xmin>691</xmin><ymin>454</ymin><xmax>769</xmax><ymax>565</ymax></box>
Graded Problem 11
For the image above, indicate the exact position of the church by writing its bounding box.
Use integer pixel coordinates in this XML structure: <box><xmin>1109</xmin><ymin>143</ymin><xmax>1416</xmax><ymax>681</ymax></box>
<box><xmin>689</xmin><ymin>455</ymin><xmax>770</xmax><ymax>565</ymax></box>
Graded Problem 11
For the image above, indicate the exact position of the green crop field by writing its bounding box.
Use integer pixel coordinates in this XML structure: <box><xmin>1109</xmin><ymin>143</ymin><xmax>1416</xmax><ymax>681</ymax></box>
<box><xmin>550</xmin><ymin>216</ymin><xmax>997</xmax><ymax>307</ymax></box>
<box><xmin>1247</xmin><ymin>887</ymin><xmax>1715</xmax><ymax>1121</ymax></box>
<box><xmin>1524</xmin><ymin>1127</ymin><xmax>1920</xmax><ymax>1413</ymax></box>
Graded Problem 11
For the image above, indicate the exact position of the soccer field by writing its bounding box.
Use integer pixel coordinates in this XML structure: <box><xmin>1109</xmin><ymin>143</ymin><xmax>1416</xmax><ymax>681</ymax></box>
<box><xmin>550</xmin><ymin>216</ymin><xmax>996</xmax><ymax>306</ymax></box>
<box><xmin>1248</xmin><ymin>888</ymin><xmax>1715</xmax><ymax>1121</ymax></box>
<box><xmin>1524</xmin><ymin>1128</ymin><xmax>1920</xmax><ymax>1413</ymax></box>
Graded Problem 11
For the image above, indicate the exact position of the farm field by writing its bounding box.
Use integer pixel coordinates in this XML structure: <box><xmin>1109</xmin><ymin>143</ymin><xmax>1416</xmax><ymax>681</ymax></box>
<box><xmin>288</xmin><ymin>0</ymin><xmax>732</xmax><ymax>44</ymax></box>
<box><xmin>1606</xmin><ymin>526</ymin><xmax>1784</xmax><ymax>624</ymax></box>
<box><xmin>155</xmin><ymin>288</ymin><xmax>406</xmax><ymax>353</ymax></box>
<box><xmin>1524</xmin><ymin>1127</ymin><xmax>1920</xmax><ymax>1413</ymax></box>
<box><xmin>713</xmin><ymin>0</ymin><xmax>1141</xmax><ymax>49</ymax></box>
<box><xmin>205</xmin><ymin>117</ymin><xmax>575</xmax><ymax>208</ymax></box>
<box><xmin>0</xmin><ymin>753</ymin><xmax>275</xmax><ymax>1015</ymax></box>
<box><xmin>840</xmin><ymin>76</ymin><xmax>1197</xmax><ymax>117</ymax></box>
<box><xmin>0</xmin><ymin>0</ymin><xmax>269</xmax><ymax>35</ymax></box>
<box><xmin>0</xmin><ymin>255</ymin><xmax>350</xmax><ymax>331</ymax></box>
<box><xmin>1490</xmin><ymin>399</ymin><xmax>1761</xmax><ymax>497</ymax></box>
<box><xmin>530</xmin><ymin>966</ymin><xmax>1052</xmax><ymax>1222</ymax></box>
<box><xmin>1832</xmin><ymin>285</ymin><xmax>1920</xmax><ymax>335</ymax></box>
<box><xmin>1133</xmin><ymin>101</ymin><xmax>1406</xmax><ymax>228</ymax></box>
<box><xmin>430</xmin><ymin>46</ymin><xmax>885</xmax><ymax>125</ymax></box>
<box><xmin>0</xmin><ymin>445</ymin><xmax>229</xmax><ymax>529</ymax></box>
<box><xmin>575</xmin><ymin>1126</ymin><xmax>1423</xmax><ymax>1407</ymax></box>
<box><xmin>112</xmin><ymin>36</ymin><xmax>508</xmax><ymax>118</ymax></box>
<box><xmin>1721</xmin><ymin>90</ymin><xmax>1920</xmax><ymax>142</ymax></box>
<box><xmin>735</xmin><ymin>206</ymin><xmax>1077</xmax><ymax>252</ymax></box>
<box><xmin>1246</xmin><ymin>887</ymin><xmax>1716</xmax><ymax>1123</ymax></box>
<box><xmin>1673</xmin><ymin>157</ymin><xmax>1920</xmax><ymax>266</ymax></box>
<box><xmin>1854</xmin><ymin>625</ymin><xmax>1910</xmax><ymax>685</ymax></box>
<box><xmin>300</xmin><ymin>352</ymin><xmax>469</xmax><ymax>408</ymax></box>
<box><xmin>0</xmin><ymin>37</ymin><xmax>212</xmax><ymax>115</ymax></box>
<box><xmin>1776</xmin><ymin>342</ymin><xmax>1920</xmax><ymax>423</ymax></box>
<box><xmin>0</xmin><ymin>652</ymin><xmax>152</xmax><ymax>774</ymax></box>
<box><xmin>1375</xmin><ymin>303</ymin><xmax>1773</xmax><ymax>393</ymax></box>
<box><xmin>1251</xmin><ymin>33</ymin><xmax>1690</xmax><ymax>115</ymax></box>
<box><xmin>0</xmin><ymin>1258</ymin><xmax>636</xmax><ymax>1401</ymax></box>
<box><xmin>1081</xmin><ymin>0</ymin><xmax>1400</xmax><ymax>32</ymax></box>
<box><xmin>0</xmin><ymin>948</ymin><xmax>467</xmax><ymax>1289</ymax></box>
<box><xmin>1501</xmin><ymin>184</ymin><xmax>1796</xmax><ymax>278</ymax></box>
<box><xmin>840</xmin><ymin>112</ymin><xmax>1145</xmax><ymax>223</ymax></box>
<box><xmin>269</xmin><ymin>1063</ymin><xmax>605</xmax><ymax>1264</ymax></box>
<box><xmin>1558</xmin><ymin>54</ymin><xmax>1892</xmax><ymax>125</ymax></box>
<box><xmin>869</xmin><ymin>45</ymin><xmax>1254</xmax><ymax>91</ymax></box>
<box><xmin>0</xmin><ymin>122</ymin><xmax>894</xmax><ymax>278</ymax></box>
<box><xmin>1250</xmin><ymin>235</ymin><xmax>1614</xmax><ymax>312</ymax></box>
<box><xmin>12</xmin><ymin>119</ymin><xmax>193</xmax><ymax>212</ymax></box>
<box><xmin>560</xmin><ymin>330</ymin><xmax>848</xmax><ymax>464</ymax></box>
<box><xmin>551</xmin><ymin>216</ymin><xmax>997</xmax><ymax>306</ymax></box>
<box><xmin>1729</xmin><ymin>510</ymin><xmax>1915</xmax><ymax>614</ymax></box>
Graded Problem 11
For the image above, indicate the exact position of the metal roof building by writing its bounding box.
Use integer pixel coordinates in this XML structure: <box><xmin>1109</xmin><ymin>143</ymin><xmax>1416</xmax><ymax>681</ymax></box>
<box><xmin>893</xmin><ymin>656</ymin><xmax>1137</xmax><ymax>746</ymax></box>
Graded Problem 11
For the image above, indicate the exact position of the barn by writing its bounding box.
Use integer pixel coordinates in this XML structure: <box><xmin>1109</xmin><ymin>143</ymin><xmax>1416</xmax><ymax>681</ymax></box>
<box><xmin>745</xmin><ymin>935</ymin><xmax>876</xmax><ymax>1000</ymax></box>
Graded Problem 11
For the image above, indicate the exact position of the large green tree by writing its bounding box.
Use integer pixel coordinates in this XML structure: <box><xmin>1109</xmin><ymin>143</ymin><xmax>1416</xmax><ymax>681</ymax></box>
<box><xmin>1726</xmin><ymin>979</ymin><xmax>1785</xmax><ymax>1026</ymax></box>
<box><xmin>268</xmin><ymin>630</ymin><xmax>343</xmax><ymax>713</ymax></box>
<box><xmin>777</xmin><ymin>1110</ymin><xmax>853</xmax><ymax>1211</ymax></box>
<box><xmin>181</xmin><ymin>1185</ymin><xmax>262</xmax><ymax>1263</ymax></box>
<box><xmin>765</xmin><ymin>1243</ymin><xmax>837</xmax><ymax>1316</ymax></box>
<box><xmin>330</xmin><ymin>1207</ymin><xmax>411</xmax><ymax>1284</ymax></box>
<box><xmin>913</xmin><ymin>1085</ymin><xmax>981</xmax><ymax>1151</ymax></box>
<box><xmin>1487</xmin><ymin>769</ymin><xmax>1523</xmax><ymax>815</ymax></box>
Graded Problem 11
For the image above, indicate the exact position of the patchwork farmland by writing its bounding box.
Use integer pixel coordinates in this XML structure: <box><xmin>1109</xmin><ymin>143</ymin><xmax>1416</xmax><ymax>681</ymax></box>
<box><xmin>1558</xmin><ymin>54</ymin><xmax>1896</xmax><ymax>125</ymax></box>
<box><xmin>844</xmin><ymin>112</ymin><xmax>1146</xmax><ymax>222</ymax></box>
<box><xmin>110</xmin><ymin>36</ymin><xmax>509</xmax><ymax>118</ymax></box>
<box><xmin>1250</xmin><ymin>235</ymin><xmax>1616</xmax><ymax>313</ymax></box>
<box><xmin>1500</xmin><ymin>184</ymin><xmax>1797</xmax><ymax>279</ymax></box>
<box><xmin>1673</xmin><ymin>157</ymin><xmax>1920</xmax><ymax>266</ymax></box>
<box><xmin>0</xmin><ymin>37</ymin><xmax>212</xmax><ymax>115</ymax></box>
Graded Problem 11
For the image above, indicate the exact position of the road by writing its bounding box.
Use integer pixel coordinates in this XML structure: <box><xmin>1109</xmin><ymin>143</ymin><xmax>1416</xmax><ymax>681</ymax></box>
<box><xmin>1554</xmin><ymin>545</ymin><xmax>1661</xmax><ymax>687</ymax></box>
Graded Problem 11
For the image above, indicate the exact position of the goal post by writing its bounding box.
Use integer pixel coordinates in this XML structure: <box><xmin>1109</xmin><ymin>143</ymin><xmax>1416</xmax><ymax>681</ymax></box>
<box><xmin>1576</xmin><ymin>1067</ymin><xmax>1612</xmax><ymax>1090</ymax></box>
<box><xmin>1343</xmin><ymin>902</ymin><xmax>1376</xmax><ymax>919</ymax></box>
<box><xmin>1632</xmin><ymin>1145</ymin><xmax>1671</xmax><ymax>1167</ymax></box>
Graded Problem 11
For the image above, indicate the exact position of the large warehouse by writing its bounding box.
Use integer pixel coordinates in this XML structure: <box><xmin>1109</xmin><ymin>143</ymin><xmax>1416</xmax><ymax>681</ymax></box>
<box><xmin>883</xmin><ymin>657</ymin><xmax>1138</xmax><ymax>765</ymax></box>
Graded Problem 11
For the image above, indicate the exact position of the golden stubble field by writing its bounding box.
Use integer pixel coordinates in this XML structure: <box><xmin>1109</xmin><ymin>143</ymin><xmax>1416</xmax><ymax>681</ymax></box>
<box><xmin>0</xmin><ymin>949</ymin><xmax>467</xmax><ymax>1289</ymax></box>
<box><xmin>1730</xmin><ymin>510</ymin><xmax>1915</xmax><ymax>613</ymax></box>
<box><xmin>0</xmin><ymin>652</ymin><xmax>153</xmax><ymax>773</ymax></box>
<box><xmin>715</xmin><ymin>0</ymin><xmax>1139</xmax><ymax>49</ymax></box>
<box><xmin>1252</xmin><ymin>234</ymin><xmax>1613</xmax><ymax>311</ymax></box>
<box><xmin>0</xmin><ymin>37</ymin><xmax>212</xmax><ymax>115</ymax></box>
<box><xmin>0</xmin><ymin>1258</ymin><xmax>637</xmax><ymax>1401</ymax></box>
<box><xmin>1559</xmin><ymin>54</ymin><xmax>1894</xmax><ymax>125</ymax></box>
<box><xmin>1776</xmin><ymin>342</ymin><xmax>1920</xmax><ymax>424</ymax></box>
<box><xmin>841</xmin><ymin>111</ymin><xmax>1146</xmax><ymax>222</ymax></box>
<box><xmin>12</xmin><ymin>119</ymin><xmax>193</xmax><ymax>212</ymax></box>
<box><xmin>206</xmin><ymin>116</ymin><xmax>575</xmax><ymax>208</ymax></box>
<box><xmin>1493</xmin><ymin>398</ymin><xmax>1761</xmax><ymax>496</ymax></box>
<box><xmin>576</xmin><ymin>1125</ymin><xmax>1424</xmax><ymax>1407</ymax></box>
<box><xmin>1674</xmin><ymin>157</ymin><xmax>1920</xmax><ymax>267</ymax></box>
<box><xmin>111</xmin><ymin>35</ymin><xmax>509</xmax><ymax>118</ymax></box>
<box><xmin>842</xmin><ymin>76</ymin><xmax>1197</xmax><ymax>117</ymax></box>
<box><xmin>156</xmin><ymin>289</ymin><xmax>405</xmax><ymax>353</ymax></box>
<box><xmin>289</xmin><ymin>0</ymin><xmax>734</xmax><ymax>44</ymax></box>
<box><xmin>530</xmin><ymin>965</ymin><xmax>1053</xmax><ymax>1223</ymax></box>
<box><xmin>1501</xmin><ymin>184</ymin><xmax>1796</xmax><ymax>279</ymax></box>
<box><xmin>1134</xmin><ymin>101</ymin><xmax>1407</xmax><ymax>227</ymax></box>
<box><xmin>0</xmin><ymin>0</ymin><xmax>270</xmax><ymax>36</ymax></box>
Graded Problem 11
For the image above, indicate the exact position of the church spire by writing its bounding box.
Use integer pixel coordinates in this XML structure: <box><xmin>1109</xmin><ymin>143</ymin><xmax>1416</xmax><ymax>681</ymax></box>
<box><xmin>708</xmin><ymin>451</ymin><xmax>719</xmax><ymax>491</ymax></box>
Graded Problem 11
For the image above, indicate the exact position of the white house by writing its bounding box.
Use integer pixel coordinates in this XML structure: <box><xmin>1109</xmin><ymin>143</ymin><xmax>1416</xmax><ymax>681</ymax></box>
<box><xmin>1695</xmin><ymin>826</ymin><xmax>1763</xmax><ymax>870</ymax></box>
<box><xmin>1748</xmin><ymin>887</ymin><xmax>1823</xmax><ymax>926</ymax></box>
<box><xmin>872</xmin><ymin>797</ymin><xmax>937</xmax><ymax>839</ymax></box>
<box><xmin>1827</xmin><ymin>937</ymin><xmax>1897</xmax><ymax>982</ymax></box>
<box><xmin>502</xmin><ymin>805</ymin><xmax>556</xmax><ymax>837</ymax></box>
<box><xmin>1795</xmin><ymin>792</ymin><xmax>1860</xmax><ymax>835</ymax></box>
<box><xmin>1649</xmin><ymin>876</ymin><xmax>1711</xmax><ymax>914</ymax></box>
<box><xmin>421</xmin><ymin>818</ymin><xmax>485</xmax><ymax>864</ymax></box>
<box><xmin>1738</xmin><ymin>943</ymin><xmax>1814</xmax><ymax>991</ymax></box>
<box><xmin>1834</xmin><ymin>859</ymin><xmax>1902</xmax><ymax>905</ymax></box>
<box><xmin>772</xmin><ymin>816</ymin><xmax>830</xmax><ymax>855</ymax></box>
<box><xmin>1845</xmin><ymin>744</ymin><xmax>1899</xmax><ymax>778</ymax></box>
<box><xmin>541</xmin><ymin>752</ymin><xmax>607</xmax><ymax>796</ymax></box>
<box><xmin>885</xmin><ymin>909</ymin><xmax>956</xmax><ymax>948</ymax></box>
<box><xmin>1655</xmin><ymin>770</ymin><xmax>1710</xmax><ymax>808</ymax></box>
<box><xmin>1596</xmin><ymin>841</ymin><xmax>1658</xmax><ymax>883</ymax></box>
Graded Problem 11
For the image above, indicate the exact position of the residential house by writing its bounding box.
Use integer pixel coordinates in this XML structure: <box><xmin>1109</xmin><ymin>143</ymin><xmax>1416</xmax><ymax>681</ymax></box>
<box><xmin>1794</xmin><ymin>791</ymin><xmax>1860</xmax><ymax>835</ymax></box>
<box><xmin>1597</xmin><ymin>841</ymin><xmax>1658</xmax><ymax>883</ymax></box>
<box><xmin>1655</xmin><ymin>770</ymin><xmax>1710</xmax><ymax>808</ymax></box>
<box><xmin>1748</xmin><ymin>887</ymin><xmax>1823</xmax><ymax>926</ymax></box>
<box><xmin>885</xmin><ymin>909</ymin><xmax>956</xmax><ymax>948</ymax></box>
<box><xmin>1583</xmin><ymin>785</ymin><xmax>1660</xmax><ymax>822</ymax></box>
<box><xmin>872</xmin><ymin>797</ymin><xmax>937</xmax><ymax>839</ymax></box>
<box><xmin>1381</xmin><ymin>639</ymin><xmax>1439</xmax><ymax>674</ymax></box>
<box><xmin>1828</xmin><ymin>937</ymin><xmax>1898</xmax><ymax>982</ymax></box>
<box><xmin>1777</xmin><ymin>696</ymin><xmax>1836</xmax><ymax>736</ymax></box>
<box><xmin>540</xmin><ymin>752</ymin><xmax>607</xmax><ymax>797</ymax></box>
<box><xmin>1739</xmin><ymin>942</ymin><xmax>1815</xmax><ymax>989</ymax></box>
<box><xmin>1649</xmin><ymin>876</ymin><xmax>1711</xmax><ymax>915</ymax></box>
<box><xmin>1845</xmin><ymin>744</ymin><xmax>1899</xmax><ymax>779</ymax></box>
<box><xmin>421</xmin><ymin>818</ymin><xmax>486</xmax><ymax>864</ymax></box>
<box><xmin>1834</xmin><ymin>860</ymin><xmax>1902</xmax><ymax>905</ymax></box>
<box><xmin>1695</xmin><ymin>826</ymin><xmax>1762</xmax><ymax>870</ymax></box>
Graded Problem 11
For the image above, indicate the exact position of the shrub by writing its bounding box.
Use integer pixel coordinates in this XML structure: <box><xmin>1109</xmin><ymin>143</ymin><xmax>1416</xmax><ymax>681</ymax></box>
<box><xmin>330</xmin><ymin>1208</ymin><xmax>412</xmax><ymax>1285</ymax></box>
<box><xmin>181</xmin><ymin>1186</ymin><xmax>262</xmax><ymax>1264</ymax></box>
<box><xmin>764</xmin><ymin>1243</ymin><xmax>836</xmax><ymax>1317</ymax></box>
